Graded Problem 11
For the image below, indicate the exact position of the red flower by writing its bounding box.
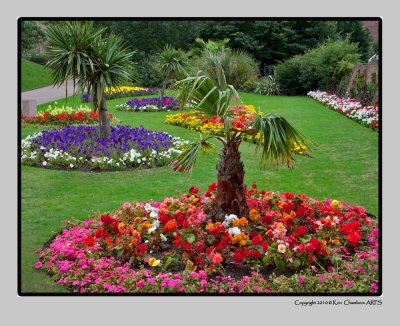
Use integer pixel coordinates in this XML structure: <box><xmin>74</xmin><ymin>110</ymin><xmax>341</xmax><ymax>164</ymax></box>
<box><xmin>183</xmin><ymin>242</ymin><xmax>192</xmax><ymax>250</ymax></box>
<box><xmin>295</xmin><ymin>226</ymin><xmax>307</xmax><ymax>237</ymax></box>
<box><xmin>94</xmin><ymin>229</ymin><xmax>108</xmax><ymax>239</ymax></box>
<box><xmin>207</xmin><ymin>183</ymin><xmax>218</xmax><ymax>192</ymax></box>
<box><xmin>251</xmin><ymin>234</ymin><xmax>263</xmax><ymax>245</ymax></box>
<box><xmin>282</xmin><ymin>192</ymin><xmax>294</xmax><ymax>200</ymax></box>
<box><xmin>84</xmin><ymin>235</ymin><xmax>95</xmax><ymax>247</ymax></box>
<box><xmin>189</xmin><ymin>186</ymin><xmax>199</xmax><ymax>195</ymax></box>
<box><xmin>247</xmin><ymin>250</ymin><xmax>262</xmax><ymax>259</ymax></box>
<box><xmin>252</xmin><ymin>183</ymin><xmax>257</xmax><ymax>189</ymax></box>
<box><xmin>262</xmin><ymin>213</ymin><xmax>273</xmax><ymax>225</ymax></box>
<box><xmin>347</xmin><ymin>233</ymin><xmax>361</xmax><ymax>247</ymax></box>
<box><xmin>196</xmin><ymin>242</ymin><xmax>205</xmax><ymax>252</ymax></box>
<box><xmin>261</xmin><ymin>241</ymin><xmax>269</xmax><ymax>252</ymax></box>
<box><xmin>233</xmin><ymin>249</ymin><xmax>246</xmax><ymax>264</ymax></box>
<box><xmin>158</xmin><ymin>211</ymin><xmax>171</xmax><ymax>224</ymax></box>
<box><xmin>135</xmin><ymin>244</ymin><xmax>147</xmax><ymax>256</ymax></box>
<box><xmin>101</xmin><ymin>213</ymin><xmax>113</xmax><ymax>225</ymax></box>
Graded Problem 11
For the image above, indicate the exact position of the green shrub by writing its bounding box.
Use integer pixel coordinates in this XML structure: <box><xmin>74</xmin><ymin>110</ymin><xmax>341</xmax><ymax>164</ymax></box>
<box><xmin>135</xmin><ymin>56</ymin><xmax>163</xmax><ymax>88</ymax></box>
<box><xmin>274</xmin><ymin>39</ymin><xmax>361</xmax><ymax>95</ymax></box>
<box><xmin>349</xmin><ymin>71</ymin><xmax>378</xmax><ymax>105</ymax></box>
<box><xmin>190</xmin><ymin>47</ymin><xmax>259</xmax><ymax>90</ymax></box>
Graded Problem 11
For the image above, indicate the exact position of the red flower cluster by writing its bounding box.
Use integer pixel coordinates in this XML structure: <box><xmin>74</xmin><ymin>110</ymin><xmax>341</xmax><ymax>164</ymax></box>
<box><xmin>21</xmin><ymin>111</ymin><xmax>113</xmax><ymax>126</ymax></box>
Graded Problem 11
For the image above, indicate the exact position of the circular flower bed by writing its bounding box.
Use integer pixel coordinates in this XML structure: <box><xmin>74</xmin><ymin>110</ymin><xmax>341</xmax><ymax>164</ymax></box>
<box><xmin>35</xmin><ymin>184</ymin><xmax>379</xmax><ymax>293</ymax></box>
<box><xmin>116</xmin><ymin>96</ymin><xmax>179</xmax><ymax>112</ymax></box>
<box><xmin>21</xmin><ymin>125</ymin><xmax>188</xmax><ymax>171</ymax></box>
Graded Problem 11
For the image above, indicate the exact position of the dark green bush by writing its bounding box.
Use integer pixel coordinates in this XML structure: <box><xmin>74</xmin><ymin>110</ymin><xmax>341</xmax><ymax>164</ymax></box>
<box><xmin>135</xmin><ymin>56</ymin><xmax>163</xmax><ymax>88</ymax></box>
<box><xmin>274</xmin><ymin>39</ymin><xmax>361</xmax><ymax>95</ymax></box>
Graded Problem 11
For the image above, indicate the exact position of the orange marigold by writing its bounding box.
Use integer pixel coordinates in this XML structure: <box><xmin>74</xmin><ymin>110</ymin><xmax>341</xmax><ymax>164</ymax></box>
<box><xmin>163</xmin><ymin>219</ymin><xmax>178</xmax><ymax>233</ymax></box>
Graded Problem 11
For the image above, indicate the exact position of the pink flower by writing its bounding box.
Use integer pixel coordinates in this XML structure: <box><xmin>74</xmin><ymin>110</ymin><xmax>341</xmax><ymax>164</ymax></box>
<box><xmin>311</xmin><ymin>265</ymin><xmax>317</xmax><ymax>273</ymax></box>
<box><xmin>34</xmin><ymin>262</ymin><xmax>42</xmax><ymax>269</ymax></box>
<box><xmin>319</xmin><ymin>274</ymin><xmax>326</xmax><ymax>283</ymax></box>
<box><xmin>298</xmin><ymin>275</ymin><xmax>305</xmax><ymax>284</ymax></box>
<box><xmin>343</xmin><ymin>281</ymin><xmax>354</xmax><ymax>287</ymax></box>
<box><xmin>327</xmin><ymin>266</ymin><xmax>333</xmax><ymax>273</ymax></box>
<box><xmin>123</xmin><ymin>202</ymin><xmax>131</xmax><ymax>209</ymax></box>
<box><xmin>136</xmin><ymin>279</ymin><xmax>145</xmax><ymax>288</ymax></box>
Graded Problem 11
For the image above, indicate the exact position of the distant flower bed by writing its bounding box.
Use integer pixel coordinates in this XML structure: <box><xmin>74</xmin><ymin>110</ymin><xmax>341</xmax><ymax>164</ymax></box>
<box><xmin>307</xmin><ymin>90</ymin><xmax>379</xmax><ymax>131</ymax></box>
<box><xmin>21</xmin><ymin>105</ymin><xmax>120</xmax><ymax>127</ymax></box>
<box><xmin>116</xmin><ymin>96</ymin><xmax>179</xmax><ymax>112</ymax></box>
<box><xmin>165</xmin><ymin>105</ymin><xmax>307</xmax><ymax>154</ymax></box>
<box><xmin>21</xmin><ymin>125</ymin><xmax>188</xmax><ymax>171</ymax></box>
<box><xmin>35</xmin><ymin>184</ymin><xmax>379</xmax><ymax>293</ymax></box>
<box><xmin>81</xmin><ymin>86</ymin><xmax>158</xmax><ymax>102</ymax></box>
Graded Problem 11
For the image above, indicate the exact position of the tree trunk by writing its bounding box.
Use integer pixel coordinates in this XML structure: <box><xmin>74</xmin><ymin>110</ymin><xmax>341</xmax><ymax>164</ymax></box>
<box><xmin>209</xmin><ymin>140</ymin><xmax>249</xmax><ymax>222</ymax></box>
<box><xmin>98</xmin><ymin>95</ymin><xmax>111</xmax><ymax>139</ymax></box>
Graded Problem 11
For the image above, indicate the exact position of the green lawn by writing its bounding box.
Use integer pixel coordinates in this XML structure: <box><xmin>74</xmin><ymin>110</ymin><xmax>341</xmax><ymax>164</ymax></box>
<box><xmin>20</xmin><ymin>93</ymin><xmax>379</xmax><ymax>293</ymax></box>
<box><xmin>21</xmin><ymin>59</ymin><xmax>53</xmax><ymax>91</ymax></box>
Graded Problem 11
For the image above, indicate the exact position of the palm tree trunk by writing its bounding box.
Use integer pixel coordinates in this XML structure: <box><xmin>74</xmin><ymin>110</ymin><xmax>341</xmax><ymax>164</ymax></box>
<box><xmin>209</xmin><ymin>140</ymin><xmax>249</xmax><ymax>222</ymax></box>
<box><xmin>99</xmin><ymin>95</ymin><xmax>111</xmax><ymax>139</ymax></box>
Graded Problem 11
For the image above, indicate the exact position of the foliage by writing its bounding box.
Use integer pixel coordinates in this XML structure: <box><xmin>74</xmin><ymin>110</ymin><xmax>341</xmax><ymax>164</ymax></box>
<box><xmin>336</xmin><ymin>21</ymin><xmax>373</xmax><ymax>62</ymax></box>
<box><xmin>242</xmin><ymin>76</ymin><xmax>280</xmax><ymax>95</ymax></box>
<box><xmin>35</xmin><ymin>184</ymin><xmax>379</xmax><ymax>293</ymax></box>
<box><xmin>189</xmin><ymin>39</ymin><xmax>259</xmax><ymax>90</ymax></box>
<box><xmin>275</xmin><ymin>39</ymin><xmax>361</xmax><ymax>95</ymax></box>
<box><xmin>135</xmin><ymin>55</ymin><xmax>163</xmax><ymax>87</ymax></box>
<box><xmin>198</xmin><ymin>20</ymin><xmax>338</xmax><ymax>67</ymax></box>
<box><xmin>21</xmin><ymin>125</ymin><xmax>188</xmax><ymax>171</ymax></box>
<box><xmin>349</xmin><ymin>71</ymin><xmax>379</xmax><ymax>105</ymax></box>
<box><xmin>21</xmin><ymin>21</ymin><xmax>46</xmax><ymax>55</ymax></box>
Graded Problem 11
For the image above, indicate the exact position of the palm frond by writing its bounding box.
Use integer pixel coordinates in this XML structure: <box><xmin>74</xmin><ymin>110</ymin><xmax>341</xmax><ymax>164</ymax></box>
<box><xmin>170</xmin><ymin>135</ymin><xmax>217</xmax><ymax>173</ymax></box>
<box><xmin>251</xmin><ymin>113</ymin><xmax>311</xmax><ymax>168</ymax></box>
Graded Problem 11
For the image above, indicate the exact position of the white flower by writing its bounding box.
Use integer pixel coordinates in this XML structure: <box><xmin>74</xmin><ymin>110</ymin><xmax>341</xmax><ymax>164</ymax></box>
<box><xmin>152</xmin><ymin>220</ymin><xmax>160</xmax><ymax>228</ymax></box>
<box><xmin>278</xmin><ymin>244</ymin><xmax>286</xmax><ymax>254</ymax></box>
<box><xmin>147</xmin><ymin>226</ymin><xmax>157</xmax><ymax>234</ymax></box>
<box><xmin>69</xmin><ymin>164</ymin><xmax>74</xmax><ymax>168</ymax></box>
<box><xmin>150</xmin><ymin>211</ymin><xmax>158</xmax><ymax>219</ymax></box>
<box><xmin>42</xmin><ymin>161</ymin><xmax>47</xmax><ymax>166</ymax></box>
<box><xmin>222</xmin><ymin>214</ymin><xmax>238</xmax><ymax>227</ymax></box>
<box><xmin>228</xmin><ymin>227</ymin><xmax>241</xmax><ymax>236</ymax></box>
<box><xmin>160</xmin><ymin>234</ymin><xmax>168</xmax><ymax>242</ymax></box>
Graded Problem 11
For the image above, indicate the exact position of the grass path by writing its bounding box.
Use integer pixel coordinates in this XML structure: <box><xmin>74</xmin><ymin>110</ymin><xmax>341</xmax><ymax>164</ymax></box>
<box><xmin>20</xmin><ymin>92</ymin><xmax>379</xmax><ymax>293</ymax></box>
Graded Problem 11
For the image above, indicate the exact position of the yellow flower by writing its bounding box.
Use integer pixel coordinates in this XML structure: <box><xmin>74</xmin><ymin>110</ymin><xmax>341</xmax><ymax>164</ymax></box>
<box><xmin>148</xmin><ymin>257</ymin><xmax>161</xmax><ymax>267</ymax></box>
<box><xmin>331</xmin><ymin>200</ymin><xmax>342</xmax><ymax>208</ymax></box>
<box><xmin>118</xmin><ymin>222</ymin><xmax>125</xmax><ymax>230</ymax></box>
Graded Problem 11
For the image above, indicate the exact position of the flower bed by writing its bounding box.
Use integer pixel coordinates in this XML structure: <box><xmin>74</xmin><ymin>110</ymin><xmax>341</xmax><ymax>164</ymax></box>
<box><xmin>81</xmin><ymin>86</ymin><xmax>158</xmax><ymax>102</ymax></box>
<box><xmin>165</xmin><ymin>105</ymin><xmax>307</xmax><ymax>153</ymax></box>
<box><xmin>21</xmin><ymin>125</ymin><xmax>188</xmax><ymax>171</ymax></box>
<box><xmin>307</xmin><ymin>90</ymin><xmax>379</xmax><ymax>131</ymax></box>
<box><xmin>116</xmin><ymin>96</ymin><xmax>179</xmax><ymax>112</ymax></box>
<box><xmin>21</xmin><ymin>104</ymin><xmax>120</xmax><ymax>127</ymax></box>
<box><xmin>35</xmin><ymin>184</ymin><xmax>379</xmax><ymax>293</ymax></box>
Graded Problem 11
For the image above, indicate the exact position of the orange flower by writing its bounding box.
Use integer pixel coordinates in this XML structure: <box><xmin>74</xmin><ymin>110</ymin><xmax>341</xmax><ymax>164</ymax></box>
<box><xmin>249</xmin><ymin>209</ymin><xmax>260</xmax><ymax>222</ymax></box>
<box><xmin>134</xmin><ymin>217</ymin><xmax>141</xmax><ymax>223</ymax></box>
<box><xmin>163</xmin><ymin>219</ymin><xmax>178</xmax><ymax>233</ymax></box>
<box><xmin>239</xmin><ymin>217</ymin><xmax>248</xmax><ymax>227</ymax></box>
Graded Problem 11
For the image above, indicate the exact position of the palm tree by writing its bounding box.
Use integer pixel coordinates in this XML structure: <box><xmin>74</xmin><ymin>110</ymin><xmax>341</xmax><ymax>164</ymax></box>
<box><xmin>46</xmin><ymin>22</ymin><xmax>102</xmax><ymax>99</ymax></box>
<box><xmin>46</xmin><ymin>22</ymin><xmax>135</xmax><ymax>139</ymax></box>
<box><xmin>171</xmin><ymin>52</ymin><xmax>310</xmax><ymax>222</ymax></box>
<box><xmin>155</xmin><ymin>45</ymin><xmax>189</xmax><ymax>102</ymax></box>
<box><xmin>79</xmin><ymin>34</ymin><xmax>135</xmax><ymax>139</ymax></box>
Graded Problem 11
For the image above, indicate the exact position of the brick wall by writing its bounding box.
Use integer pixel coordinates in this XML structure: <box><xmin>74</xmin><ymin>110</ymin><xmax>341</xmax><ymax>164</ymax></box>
<box><xmin>363</xmin><ymin>21</ymin><xmax>379</xmax><ymax>43</ymax></box>
<box><xmin>346</xmin><ymin>60</ymin><xmax>379</xmax><ymax>96</ymax></box>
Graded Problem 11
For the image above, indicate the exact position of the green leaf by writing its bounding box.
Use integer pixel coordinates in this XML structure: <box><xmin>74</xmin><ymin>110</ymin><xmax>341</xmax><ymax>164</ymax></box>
<box><xmin>293</xmin><ymin>258</ymin><xmax>301</xmax><ymax>268</ymax></box>
<box><xmin>186</xmin><ymin>233</ymin><xmax>196</xmax><ymax>244</ymax></box>
<box><xmin>262</xmin><ymin>255</ymin><xmax>270</xmax><ymax>264</ymax></box>
<box><xmin>273</xmin><ymin>255</ymin><xmax>286</xmax><ymax>270</ymax></box>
